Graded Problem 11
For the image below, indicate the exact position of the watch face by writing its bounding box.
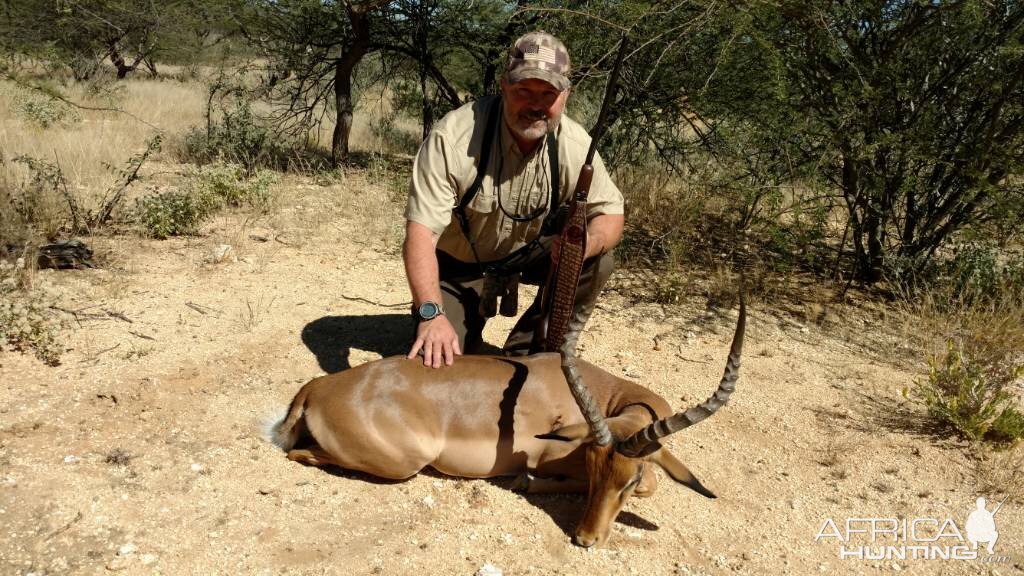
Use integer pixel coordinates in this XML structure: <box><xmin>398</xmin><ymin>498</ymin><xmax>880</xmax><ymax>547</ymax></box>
<box><xmin>418</xmin><ymin>301</ymin><xmax>440</xmax><ymax>320</ymax></box>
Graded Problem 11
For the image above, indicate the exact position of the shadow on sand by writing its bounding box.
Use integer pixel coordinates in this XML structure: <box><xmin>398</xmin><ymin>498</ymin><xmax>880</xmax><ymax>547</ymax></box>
<box><xmin>301</xmin><ymin>313</ymin><xmax>410</xmax><ymax>373</ymax></box>
<box><xmin>301</xmin><ymin>313</ymin><xmax>503</xmax><ymax>373</ymax></box>
<box><xmin>497</xmin><ymin>484</ymin><xmax>661</xmax><ymax>539</ymax></box>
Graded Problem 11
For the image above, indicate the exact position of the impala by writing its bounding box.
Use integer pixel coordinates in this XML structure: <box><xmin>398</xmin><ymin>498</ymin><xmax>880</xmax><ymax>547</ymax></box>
<box><xmin>271</xmin><ymin>301</ymin><xmax>744</xmax><ymax>547</ymax></box>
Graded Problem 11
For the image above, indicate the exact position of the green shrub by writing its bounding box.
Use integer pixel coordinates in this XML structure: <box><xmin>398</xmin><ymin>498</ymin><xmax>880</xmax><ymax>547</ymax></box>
<box><xmin>136</xmin><ymin>163</ymin><xmax>279</xmax><ymax>238</ymax></box>
<box><xmin>136</xmin><ymin>190</ymin><xmax>208</xmax><ymax>239</ymax></box>
<box><xmin>190</xmin><ymin>163</ymin><xmax>278</xmax><ymax>213</ymax></box>
<box><xmin>0</xmin><ymin>261</ymin><xmax>63</xmax><ymax>364</ymax></box>
<box><xmin>652</xmin><ymin>271</ymin><xmax>687</xmax><ymax>304</ymax></box>
<box><xmin>944</xmin><ymin>245</ymin><xmax>1024</xmax><ymax>305</ymax></box>
<box><xmin>182</xmin><ymin>99</ymin><xmax>315</xmax><ymax>174</ymax></box>
<box><xmin>13</xmin><ymin>90</ymin><xmax>80</xmax><ymax>128</ymax></box>
<box><xmin>990</xmin><ymin>408</ymin><xmax>1024</xmax><ymax>444</ymax></box>
<box><xmin>1</xmin><ymin>155</ymin><xmax>69</xmax><ymax>246</ymax></box>
<box><xmin>190</xmin><ymin>163</ymin><xmax>244</xmax><ymax>211</ymax></box>
<box><xmin>241</xmin><ymin>170</ymin><xmax>279</xmax><ymax>213</ymax></box>
<box><xmin>911</xmin><ymin>340</ymin><xmax>1024</xmax><ymax>444</ymax></box>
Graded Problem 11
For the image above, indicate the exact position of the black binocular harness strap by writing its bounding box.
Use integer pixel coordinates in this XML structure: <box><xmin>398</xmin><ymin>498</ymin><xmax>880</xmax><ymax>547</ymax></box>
<box><xmin>454</xmin><ymin>96</ymin><xmax>561</xmax><ymax>274</ymax></box>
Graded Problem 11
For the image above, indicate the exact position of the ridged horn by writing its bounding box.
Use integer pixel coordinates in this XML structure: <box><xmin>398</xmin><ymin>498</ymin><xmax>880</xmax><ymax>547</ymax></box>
<box><xmin>560</xmin><ymin>348</ymin><xmax>612</xmax><ymax>447</ymax></box>
<box><xmin>618</xmin><ymin>296</ymin><xmax>745</xmax><ymax>456</ymax></box>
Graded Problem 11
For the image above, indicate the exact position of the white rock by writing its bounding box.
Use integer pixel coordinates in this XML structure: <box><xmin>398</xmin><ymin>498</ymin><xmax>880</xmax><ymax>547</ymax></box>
<box><xmin>475</xmin><ymin>564</ymin><xmax>502</xmax><ymax>576</ymax></box>
<box><xmin>206</xmin><ymin>244</ymin><xmax>235</xmax><ymax>264</ymax></box>
<box><xmin>117</xmin><ymin>543</ymin><xmax>136</xmax><ymax>556</ymax></box>
<box><xmin>63</xmin><ymin>455</ymin><xmax>78</xmax><ymax>464</ymax></box>
<box><xmin>422</xmin><ymin>495</ymin><xmax>435</xmax><ymax>508</ymax></box>
<box><xmin>140</xmin><ymin>553</ymin><xmax>157</xmax><ymax>565</ymax></box>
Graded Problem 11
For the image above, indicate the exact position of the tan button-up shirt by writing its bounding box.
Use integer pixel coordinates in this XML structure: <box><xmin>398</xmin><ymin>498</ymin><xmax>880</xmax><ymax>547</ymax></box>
<box><xmin>406</xmin><ymin>96</ymin><xmax>624</xmax><ymax>263</ymax></box>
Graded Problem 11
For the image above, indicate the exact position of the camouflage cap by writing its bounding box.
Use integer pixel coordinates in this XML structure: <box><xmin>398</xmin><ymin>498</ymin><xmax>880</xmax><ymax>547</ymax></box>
<box><xmin>506</xmin><ymin>31</ymin><xmax>571</xmax><ymax>91</ymax></box>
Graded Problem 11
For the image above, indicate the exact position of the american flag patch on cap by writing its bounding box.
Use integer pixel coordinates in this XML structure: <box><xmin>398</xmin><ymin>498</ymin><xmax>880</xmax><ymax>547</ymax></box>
<box><xmin>506</xmin><ymin>31</ymin><xmax>571</xmax><ymax>90</ymax></box>
<box><xmin>524</xmin><ymin>45</ymin><xmax>557</xmax><ymax>65</ymax></box>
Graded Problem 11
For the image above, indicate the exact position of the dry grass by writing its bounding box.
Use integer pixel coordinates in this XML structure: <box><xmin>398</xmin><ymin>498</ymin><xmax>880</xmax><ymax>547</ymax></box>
<box><xmin>895</xmin><ymin>285</ymin><xmax>1024</xmax><ymax>365</ymax></box>
<box><xmin>0</xmin><ymin>71</ymin><xmax>420</xmax><ymax>256</ymax></box>
<box><xmin>348</xmin><ymin>85</ymin><xmax>423</xmax><ymax>157</ymax></box>
<box><xmin>890</xmin><ymin>275</ymin><xmax>1024</xmax><ymax>447</ymax></box>
<box><xmin>0</xmin><ymin>80</ymin><xmax>205</xmax><ymax>195</ymax></box>
<box><xmin>974</xmin><ymin>444</ymin><xmax>1024</xmax><ymax>504</ymax></box>
<box><xmin>1</xmin><ymin>74</ymin><xmax>421</xmax><ymax>201</ymax></box>
<box><xmin>236</xmin><ymin>293</ymin><xmax>275</xmax><ymax>332</ymax></box>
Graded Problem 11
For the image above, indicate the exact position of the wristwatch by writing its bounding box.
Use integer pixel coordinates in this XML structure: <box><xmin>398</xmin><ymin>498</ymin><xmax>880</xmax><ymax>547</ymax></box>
<box><xmin>416</xmin><ymin>301</ymin><xmax>444</xmax><ymax>321</ymax></box>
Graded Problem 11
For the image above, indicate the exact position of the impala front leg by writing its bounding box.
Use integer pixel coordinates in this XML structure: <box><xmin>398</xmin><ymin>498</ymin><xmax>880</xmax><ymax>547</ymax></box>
<box><xmin>512</xmin><ymin>473</ymin><xmax>588</xmax><ymax>494</ymax></box>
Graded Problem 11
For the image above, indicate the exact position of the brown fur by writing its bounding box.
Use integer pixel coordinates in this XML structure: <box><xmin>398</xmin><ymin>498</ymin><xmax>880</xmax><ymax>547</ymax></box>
<box><xmin>272</xmin><ymin>352</ymin><xmax>725</xmax><ymax>547</ymax></box>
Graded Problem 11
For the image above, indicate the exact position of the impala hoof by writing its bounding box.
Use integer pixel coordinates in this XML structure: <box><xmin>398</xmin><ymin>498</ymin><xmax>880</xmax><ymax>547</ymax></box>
<box><xmin>511</xmin><ymin>473</ymin><xmax>533</xmax><ymax>492</ymax></box>
<box><xmin>573</xmin><ymin>533</ymin><xmax>598</xmax><ymax>548</ymax></box>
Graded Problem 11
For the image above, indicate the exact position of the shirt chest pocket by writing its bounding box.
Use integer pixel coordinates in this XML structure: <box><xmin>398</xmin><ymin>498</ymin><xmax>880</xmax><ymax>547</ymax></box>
<box><xmin>462</xmin><ymin>174</ymin><xmax>497</xmax><ymax>215</ymax></box>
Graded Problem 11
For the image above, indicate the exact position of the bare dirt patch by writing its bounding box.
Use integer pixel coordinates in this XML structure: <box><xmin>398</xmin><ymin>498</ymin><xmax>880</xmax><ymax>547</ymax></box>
<box><xmin>2</xmin><ymin>174</ymin><xmax>1022</xmax><ymax>576</ymax></box>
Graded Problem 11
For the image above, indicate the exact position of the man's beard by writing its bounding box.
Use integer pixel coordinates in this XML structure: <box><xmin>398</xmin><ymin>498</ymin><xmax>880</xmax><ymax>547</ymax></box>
<box><xmin>509</xmin><ymin>109</ymin><xmax>561</xmax><ymax>141</ymax></box>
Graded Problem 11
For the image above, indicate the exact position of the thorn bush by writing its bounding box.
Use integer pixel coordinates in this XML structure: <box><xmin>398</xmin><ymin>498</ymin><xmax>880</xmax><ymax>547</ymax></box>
<box><xmin>0</xmin><ymin>260</ymin><xmax>63</xmax><ymax>364</ymax></box>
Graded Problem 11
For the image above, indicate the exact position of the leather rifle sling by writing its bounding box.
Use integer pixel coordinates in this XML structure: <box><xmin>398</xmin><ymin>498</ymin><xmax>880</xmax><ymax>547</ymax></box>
<box><xmin>540</xmin><ymin>37</ymin><xmax>630</xmax><ymax>353</ymax></box>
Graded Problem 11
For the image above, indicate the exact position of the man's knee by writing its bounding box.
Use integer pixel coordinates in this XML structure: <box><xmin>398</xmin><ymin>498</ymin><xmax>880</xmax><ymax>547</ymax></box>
<box><xmin>577</xmin><ymin>250</ymin><xmax>615</xmax><ymax>300</ymax></box>
<box><xmin>440</xmin><ymin>277</ymin><xmax>487</xmax><ymax>353</ymax></box>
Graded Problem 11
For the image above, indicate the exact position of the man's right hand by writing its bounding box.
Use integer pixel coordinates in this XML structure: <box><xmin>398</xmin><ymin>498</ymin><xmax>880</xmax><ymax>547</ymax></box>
<box><xmin>408</xmin><ymin>315</ymin><xmax>461</xmax><ymax>368</ymax></box>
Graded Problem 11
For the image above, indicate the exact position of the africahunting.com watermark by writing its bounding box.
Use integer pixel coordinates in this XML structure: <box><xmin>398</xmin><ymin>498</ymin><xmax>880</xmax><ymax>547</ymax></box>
<box><xmin>816</xmin><ymin>496</ymin><xmax>1014</xmax><ymax>563</ymax></box>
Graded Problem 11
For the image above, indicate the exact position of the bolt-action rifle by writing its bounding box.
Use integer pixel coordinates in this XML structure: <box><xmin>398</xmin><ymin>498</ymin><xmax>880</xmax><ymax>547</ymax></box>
<box><xmin>538</xmin><ymin>36</ymin><xmax>630</xmax><ymax>354</ymax></box>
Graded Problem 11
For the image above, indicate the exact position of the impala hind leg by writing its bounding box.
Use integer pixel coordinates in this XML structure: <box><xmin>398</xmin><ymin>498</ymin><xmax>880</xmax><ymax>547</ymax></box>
<box><xmin>287</xmin><ymin>445</ymin><xmax>338</xmax><ymax>467</ymax></box>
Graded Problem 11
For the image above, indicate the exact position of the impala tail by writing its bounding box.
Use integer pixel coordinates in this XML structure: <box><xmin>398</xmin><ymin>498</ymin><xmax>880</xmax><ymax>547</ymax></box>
<box><xmin>268</xmin><ymin>383</ymin><xmax>313</xmax><ymax>450</ymax></box>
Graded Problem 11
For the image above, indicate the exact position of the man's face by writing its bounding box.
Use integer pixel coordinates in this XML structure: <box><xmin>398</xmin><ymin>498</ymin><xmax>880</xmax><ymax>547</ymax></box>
<box><xmin>500</xmin><ymin>77</ymin><xmax>570</xmax><ymax>143</ymax></box>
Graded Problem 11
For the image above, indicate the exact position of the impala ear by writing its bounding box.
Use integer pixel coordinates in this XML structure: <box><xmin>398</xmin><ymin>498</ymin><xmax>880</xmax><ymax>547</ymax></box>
<box><xmin>535</xmin><ymin>422</ymin><xmax>592</xmax><ymax>442</ymax></box>
<box><xmin>652</xmin><ymin>448</ymin><xmax>716</xmax><ymax>498</ymax></box>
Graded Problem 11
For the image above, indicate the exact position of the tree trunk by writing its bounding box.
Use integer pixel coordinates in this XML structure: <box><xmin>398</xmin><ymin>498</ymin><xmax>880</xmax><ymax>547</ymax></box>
<box><xmin>331</xmin><ymin>3</ymin><xmax>377</xmax><ymax>165</ymax></box>
<box><xmin>332</xmin><ymin>60</ymin><xmax>356</xmax><ymax>164</ymax></box>
<box><xmin>482</xmin><ymin>0</ymin><xmax>535</xmax><ymax>95</ymax></box>
<box><xmin>420</xmin><ymin>62</ymin><xmax>433</xmax><ymax>140</ymax></box>
<box><xmin>482</xmin><ymin>56</ymin><xmax>500</xmax><ymax>96</ymax></box>
<box><xmin>110</xmin><ymin>45</ymin><xmax>131</xmax><ymax>79</ymax></box>
<box><xmin>864</xmin><ymin>209</ymin><xmax>884</xmax><ymax>284</ymax></box>
<box><xmin>842</xmin><ymin>152</ymin><xmax>869</xmax><ymax>283</ymax></box>
<box><xmin>417</xmin><ymin>9</ymin><xmax>433</xmax><ymax>140</ymax></box>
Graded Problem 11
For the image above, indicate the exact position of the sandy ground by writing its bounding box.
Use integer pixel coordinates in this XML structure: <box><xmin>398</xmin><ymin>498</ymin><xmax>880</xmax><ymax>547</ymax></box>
<box><xmin>1</xmin><ymin>171</ymin><xmax>1022</xmax><ymax>576</ymax></box>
